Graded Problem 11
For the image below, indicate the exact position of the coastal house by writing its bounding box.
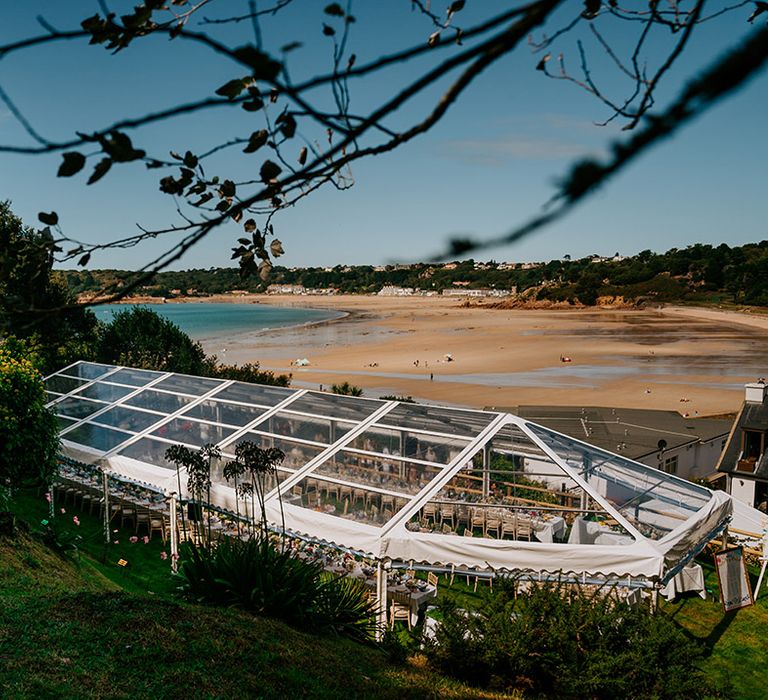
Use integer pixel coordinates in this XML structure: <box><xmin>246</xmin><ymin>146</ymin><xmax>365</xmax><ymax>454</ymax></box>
<box><xmin>490</xmin><ymin>405</ymin><xmax>732</xmax><ymax>482</ymax></box>
<box><xmin>716</xmin><ymin>380</ymin><xmax>768</xmax><ymax>510</ymax></box>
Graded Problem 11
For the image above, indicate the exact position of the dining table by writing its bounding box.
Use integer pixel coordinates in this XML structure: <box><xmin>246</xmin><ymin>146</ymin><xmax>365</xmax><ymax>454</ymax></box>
<box><xmin>325</xmin><ymin>561</ymin><xmax>438</xmax><ymax>625</ymax></box>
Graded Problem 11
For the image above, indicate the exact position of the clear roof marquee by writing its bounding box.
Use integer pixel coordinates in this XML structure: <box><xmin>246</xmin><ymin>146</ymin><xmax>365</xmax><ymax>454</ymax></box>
<box><xmin>45</xmin><ymin>361</ymin><xmax>729</xmax><ymax>579</ymax></box>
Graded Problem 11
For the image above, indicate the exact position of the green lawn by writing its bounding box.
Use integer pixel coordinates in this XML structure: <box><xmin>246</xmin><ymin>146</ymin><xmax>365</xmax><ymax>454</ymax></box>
<box><xmin>5</xmin><ymin>487</ymin><xmax>767</xmax><ymax>699</ymax></box>
<box><xmin>660</xmin><ymin>560</ymin><xmax>768</xmax><ymax>700</ymax></box>
<box><xmin>2</xmin><ymin>490</ymin><xmax>514</xmax><ymax>699</ymax></box>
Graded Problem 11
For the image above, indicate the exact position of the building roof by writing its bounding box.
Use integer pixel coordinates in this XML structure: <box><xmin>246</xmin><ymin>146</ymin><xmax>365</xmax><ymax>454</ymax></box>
<box><xmin>717</xmin><ymin>399</ymin><xmax>768</xmax><ymax>478</ymax></box>
<box><xmin>486</xmin><ymin>406</ymin><xmax>732</xmax><ymax>461</ymax></box>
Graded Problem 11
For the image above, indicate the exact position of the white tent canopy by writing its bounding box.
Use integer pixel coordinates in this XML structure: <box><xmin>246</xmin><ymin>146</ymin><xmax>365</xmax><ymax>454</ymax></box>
<box><xmin>46</xmin><ymin>361</ymin><xmax>730</xmax><ymax>584</ymax></box>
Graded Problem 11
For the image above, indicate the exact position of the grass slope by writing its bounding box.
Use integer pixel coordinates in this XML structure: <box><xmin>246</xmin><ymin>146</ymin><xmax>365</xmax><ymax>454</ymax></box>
<box><xmin>1</xmin><ymin>500</ymin><xmax>512</xmax><ymax>700</ymax></box>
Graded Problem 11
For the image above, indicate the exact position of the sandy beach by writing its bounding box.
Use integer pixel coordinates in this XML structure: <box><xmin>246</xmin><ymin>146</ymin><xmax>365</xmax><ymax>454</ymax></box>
<box><xmin>195</xmin><ymin>295</ymin><xmax>768</xmax><ymax>416</ymax></box>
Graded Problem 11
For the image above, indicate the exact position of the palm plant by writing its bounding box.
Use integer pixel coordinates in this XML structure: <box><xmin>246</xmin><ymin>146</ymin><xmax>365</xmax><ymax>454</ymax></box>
<box><xmin>225</xmin><ymin>442</ymin><xmax>285</xmax><ymax>542</ymax></box>
<box><xmin>165</xmin><ymin>443</ymin><xmax>221</xmax><ymax>549</ymax></box>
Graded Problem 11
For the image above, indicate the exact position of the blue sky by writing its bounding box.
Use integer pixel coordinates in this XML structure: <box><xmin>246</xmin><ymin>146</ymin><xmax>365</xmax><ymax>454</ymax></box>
<box><xmin>0</xmin><ymin>1</ymin><xmax>766</xmax><ymax>269</ymax></box>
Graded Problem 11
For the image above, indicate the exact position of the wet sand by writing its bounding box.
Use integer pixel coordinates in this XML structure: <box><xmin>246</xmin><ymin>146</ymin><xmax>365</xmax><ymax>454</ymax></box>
<box><xmin>197</xmin><ymin>296</ymin><xmax>768</xmax><ymax>415</ymax></box>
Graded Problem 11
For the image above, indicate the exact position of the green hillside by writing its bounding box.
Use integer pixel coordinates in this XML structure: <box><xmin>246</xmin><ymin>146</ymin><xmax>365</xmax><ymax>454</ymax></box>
<box><xmin>0</xmin><ymin>514</ymin><xmax>511</xmax><ymax>700</ymax></box>
<box><xmin>59</xmin><ymin>240</ymin><xmax>768</xmax><ymax>306</ymax></box>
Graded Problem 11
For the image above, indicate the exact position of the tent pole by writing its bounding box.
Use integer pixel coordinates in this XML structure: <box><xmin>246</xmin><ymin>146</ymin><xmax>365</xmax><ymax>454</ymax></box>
<box><xmin>101</xmin><ymin>470</ymin><xmax>110</xmax><ymax>544</ymax></box>
<box><xmin>482</xmin><ymin>444</ymin><xmax>490</xmax><ymax>499</ymax></box>
<box><xmin>754</xmin><ymin>559</ymin><xmax>767</xmax><ymax>600</ymax></box>
<box><xmin>170</xmin><ymin>494</ymin><xmax>178</xmax><ymax>573</ymax></box>
<box><xmin>650</xmin><ymin>587</ymin><xmax>659</xmax><ymax>613</ymax></box>
<box><xmin>376</xmin><ymin>560</ymin><xmax>388</xmax><ymax>640</ymax></box>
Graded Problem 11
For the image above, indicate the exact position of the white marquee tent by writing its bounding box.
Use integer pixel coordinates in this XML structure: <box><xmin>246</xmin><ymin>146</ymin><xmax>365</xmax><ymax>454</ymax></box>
<box><xmin>45</xmin><ymin>361</ymin><xmax>731</xmax><ymax>588</ymax></box>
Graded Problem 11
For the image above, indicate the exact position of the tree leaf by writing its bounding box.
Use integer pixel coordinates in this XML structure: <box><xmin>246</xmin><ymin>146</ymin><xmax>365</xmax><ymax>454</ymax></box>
<box><xmin>215</xmin><ymin>78</ymin><xmax>247</xmax><ymax>99</ymax></box>
<box><xmin>38</xmin><ymin>211</ymin><xmax>59</xmax><ymax>226</ymax></box>
<box><xmin>87</xmin><ymin>157</ymin><xmax>113</xmax><ymax>185</ymax></box>
<box><xmin>58</xmin><ymin>151</ymin><xmax>86</xmax><ymax>177</ymax></box>
<box><xmin>298</xmin><ymin>147</ymin><xmax>308</xmax><ymax>165</ymax></box>
<box><xmin>260</xmin><ymin>160</ymin><xmax>282</xmax><ymax>182</ymax></box>
<box><xmin>258</xmin><ymin>260</ymin><xmax>273</xmax><ymax>281</ymax></box>
<box><xmin>220</xmin><ymin>179</ymin><xmax>236</xmax><ymax>198</ymax></box>
<box><xmin>324</xmin><ymin>3</ymin><xmax>344</xmax><ymax>16</ymax></box>
<box><xmin>322</xmin><ymin>23</ymin><xmax>336</xmax><ymax>36</ymax></box>
<box><xmin>270</xmin><ymin>239</ymin><xmax>284</xmax><ymax>257</ymax></box>
<box><xmin>232</xmin><ymin>46</ymin><xmax>281</xmax><ymax>81</ymax></box>
<box><xmin>243</xmin><ymin>219</ymin><xmax>257</xmax><ymax>233</ymax></box>
<box><xmin>243</xmin><ymin>129</ymin><xmax>269</xmax><ymax>153</ymax></box>
<box><xmin>78</xmin><ymin>252</ymin><xmax>91</xmax><ymax>266</ymax></box>
<box><xmin>183</xmin><ymin>150</ymin><xmax>198</xmax><ymax>168</ymax></box>
<box><xmin>448</xmin><ymin>1</ymin><xmax>465</xmax><ymax>13</ymax></box>
<box><xmin>242</xmin><ymin>97</ymin><xmax>264</xmax><ymax>112</ymax></box>
<box><xmin>276</xmin><ymin>112</ymin><xmax>297</xmax><ymax>139</ymax></box>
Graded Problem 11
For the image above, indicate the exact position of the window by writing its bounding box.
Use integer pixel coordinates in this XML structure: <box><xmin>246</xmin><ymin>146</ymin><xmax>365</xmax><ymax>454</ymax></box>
<box><xmin>662</xmin><ymin>455</ymin><xmax>678</xmax><ymax>475</ymax></box>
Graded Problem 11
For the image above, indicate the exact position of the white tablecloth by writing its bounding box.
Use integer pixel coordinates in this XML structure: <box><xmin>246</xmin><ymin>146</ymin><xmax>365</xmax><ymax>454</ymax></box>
<box><xmin>661</xmin><ymin>563</ymin><xmax>706</xmax><ymax>601</ymax></box>
<box><xmin>533</xmin><ymin>516</ymin><xmax>566</xmax><ymax>543</ymax></box>
<box><xmin>567</xmin><ymin>517</ymin><xmax>634</xmax><ymax>546</ymax></box>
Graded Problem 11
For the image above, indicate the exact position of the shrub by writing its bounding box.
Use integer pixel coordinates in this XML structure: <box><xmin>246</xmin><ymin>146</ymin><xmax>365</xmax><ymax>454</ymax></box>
<box><xmin>424</xmin><ymin>578</ymin><xmax>728</xmax><ymax>699</ymax></box>
<box><xmin>331</xmin><ymin>381</ymin><xmax>363</xmax><ymax>396</ymax></box>
<box><xmin>179</xmin><ymin>537</ymin><xmax>378</xmax><ymax>640</ymax></box>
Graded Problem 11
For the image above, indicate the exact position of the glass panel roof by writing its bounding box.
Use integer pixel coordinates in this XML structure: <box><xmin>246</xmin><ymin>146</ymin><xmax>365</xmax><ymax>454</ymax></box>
<box><xmin>62</xmin><ymin>423</ymin><xmax>133</xmax><ymax>452</ymax></box>
<box><xmin>310</xmin><ymin>448</ymin><xmax>445</xmax><ymax>497</ymax></box>
<box><xmin>106</xmin><ymin>367</ymin><xmax>165</xmax><ymax>387</ymax></box>
<box><xmin>117</xmin><ymin>437</ymin><xmax>177</xmax><ymax>470</ymax></box>
<box><xmin>213</xmin><ymin>382</ymin><xmax>295</xmax><ymax>406</ymax></box>
<box><xmin>348</xmin><ymin>426</ymin><xmax>469</xmax><ymax>463</ymax></box>
<box><xmin>290</xmin><ymin>476</ymin><xmax>411</xmax><ymax>526</ymax></box>
<box><xmin>46</xmin><ymin>392</ymin><xmax>63</xmax><ymax>404</ymax></box>
<box><xmin>45</xmin><ymin>375</ymin><xmax>90</xmax><ymax>395</ymax></box>
<box><xmin>377</xmin><ymin>404</ymin><xmax>496</xmax><ymax>438</ymax></box>
<box><xmin>56</xmin><ymin>416</ymin><xmax>78</xmax><ymax>431</ymax></box>
<box><xmin>223</xmin><ymin>432</ymin><xmax>326</xmax><ymax>468</ymax></box>
<box><xmin>47</xmin><ymin>363</ymin><xmax>719</xmax><ymax>554</ymax></box>
<box><xmin>74</xmin><ymin>382</ymin><xmax>135</xmax><ymax>403</ymax></box>
<box><xmin>415</xmin><ymin>424</ymin><xmax>635</xmax><ymax>545</ymax></box>
<box><xmin>90</xmin><ymin>405</ymin><xmax>166</xmax><ymax>433</ymax></box>
<box><xmin>181</xmin><ymin>400</ymin><xmax>267</xmax><ymax>427</ymax></box>
<box><xmin>256</xmin><ymin>411</ymin><xmax>355</xmax><ymax>444</ymax></box>
<box><xmin>286</xmin><ymin>391</ymin><xmax>384</xmax><ymax>422</ymax></box>
<box><xmin>125</xmin><ymin>389</ymin><xmax>196</xmax><ymax>413</ymax></box>
<box><xmin>150</xmin><ymin>418</ymin><xmax>235</xmax><ymax>446</ymax></box>
<box><xmin>152</xmin><ymin>374</ymin><xmax>225</xmax><ymax>395</ymax></box>
<box><xmin>527</xmin><ymin>424</ymin><xmax>711</xmax><ymax>539</ymax></box>
<box><xmin>60</xmin><ymin>361</ymin><xmax>114</xmax><ymax>380</ymax></box>
<box><xmin>53</xmin><ymin>396</ymin><xmax>108</xmax><ymax>420</ymax></box>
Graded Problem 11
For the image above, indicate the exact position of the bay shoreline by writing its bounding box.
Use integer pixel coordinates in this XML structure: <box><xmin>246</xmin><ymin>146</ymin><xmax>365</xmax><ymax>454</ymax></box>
<box><xmin>172</xmin><ymin>295</ymin><xmax>768</xmax><ymax>416</ymax></box>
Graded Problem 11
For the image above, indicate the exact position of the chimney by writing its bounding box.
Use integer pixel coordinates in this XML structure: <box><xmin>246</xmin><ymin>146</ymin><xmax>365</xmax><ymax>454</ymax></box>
<box><xmin>745</xmin><ymin>378</ymin><xmax>768</xmax><ymax>404</ymax></box>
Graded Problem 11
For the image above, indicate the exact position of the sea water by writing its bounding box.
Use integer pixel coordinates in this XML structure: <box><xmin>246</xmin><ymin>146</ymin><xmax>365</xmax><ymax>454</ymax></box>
<box><xmin>92</xmin><ymin>303</ymin><xmax>343</xmax><ymax>342</ymax></box>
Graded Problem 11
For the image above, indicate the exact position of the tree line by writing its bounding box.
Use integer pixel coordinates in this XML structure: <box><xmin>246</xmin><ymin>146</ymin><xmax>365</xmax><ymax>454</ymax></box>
<box><xmin>61</xmin><ymin>240</ymin><xmax>768</xmax><ymax>307</ymax></box>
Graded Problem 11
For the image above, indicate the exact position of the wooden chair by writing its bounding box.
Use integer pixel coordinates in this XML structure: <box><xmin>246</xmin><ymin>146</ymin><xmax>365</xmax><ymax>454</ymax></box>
<box><xmin>440</xmin><ymin>504</ymin><xmax>456</xmax><ymax>529</ymax></box>
<box><xmin>135</xmin><ymin>507</ymin><xmax>151</xmax><ymax>535</ymax></box>
<box><xmin>470</xmin><ymin>507</ymin><xmax>485</xmax><ymax>536</ymax></box>
<box><xmin>427</xmin><ymin>571</ymin><xmax>439</xmax><ymax>591</ymax></box>
<box><xmin>485</xmin><ymin>510</ymin><xmax>501</xmax><ymax>539</ymax></box>
<box><xmin>516</xmin><ymin>515</ymin><xmax>532</xmax><ymax>541</ymax></box>
<box><xmin>457</xmin><ymin>504</ymin><xmax>471</xmax><ymax>530</ymax></box>
<box><xmin>501</xmin><ymin>512</ymin><xmax>516</xmax><ymax>539</ymax></box>
<box><xmin>120</xmin><ymin>501</ymin><xmax>137</xmax><ymax>530</ymax></box>
<box><xmin>352</xmin><ymin>488</ymin><xmax>367</xmax><ymax>509</ymax></box>
<box><xmin>389</xmin><ymin>591</ymin><xmax>413</xmax><ymax>630</ymax></box>
<box><xmin>422</xmin><ymin>503</ymin><xmax>438</xmax><ymax>524</ymax></box>
<box><xmin>474</xmin><ymin>572</ymin><xmax>493</xmax><ymax>593</ymax></box>
<box><xmin>149</xmin><ymin>513</ymin><xmax>167</xmax><ymax>543</ymax></box>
